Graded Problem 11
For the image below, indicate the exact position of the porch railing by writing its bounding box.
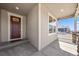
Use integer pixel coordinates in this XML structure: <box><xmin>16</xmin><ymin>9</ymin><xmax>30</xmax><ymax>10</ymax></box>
<box><xmin>72</xmin><ymin>32</ymin><xmax>79</xmax><ymax>56</ymax></box>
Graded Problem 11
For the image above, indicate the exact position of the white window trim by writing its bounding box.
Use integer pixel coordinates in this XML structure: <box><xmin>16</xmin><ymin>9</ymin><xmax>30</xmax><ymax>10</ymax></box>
<box><xmin>48</xmin><ymin>13</ymin><xmax>57</xmax><ymax>36</ymax></box>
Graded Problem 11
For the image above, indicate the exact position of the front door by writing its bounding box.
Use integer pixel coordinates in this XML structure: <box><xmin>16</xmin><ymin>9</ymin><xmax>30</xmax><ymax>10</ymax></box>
<box><xmin>10</xmin><ymin>16</ymin><xmax>21</xmax><ymax>40</ymax></box>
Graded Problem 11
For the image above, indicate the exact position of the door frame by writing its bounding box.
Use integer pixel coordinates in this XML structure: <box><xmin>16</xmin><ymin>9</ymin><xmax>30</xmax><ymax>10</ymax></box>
<box><xmin>8</xmin><ymin>12</ymin><xmax>23</xmax><ymax>41</ymax></box>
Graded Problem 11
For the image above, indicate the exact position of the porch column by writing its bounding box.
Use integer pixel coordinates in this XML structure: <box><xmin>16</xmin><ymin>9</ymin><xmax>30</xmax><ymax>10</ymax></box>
<box><xmin>74</xmin><ymin>16</ymin><xmax>77</xmax><ymax>33</ymax></box>
<box><xmin>75</xmin><ymin>3</ymin><xmax>79</xmax><ymax>56</ymax></box>
<box><xmin>72</xmin><ymin>14</ymin><xmax>77</xmax><ymax>43</ymax></box>
<box><xmin>56</xmin><ymin>19</ymin><xmax>58</xmax><ymax>34</ymax></box>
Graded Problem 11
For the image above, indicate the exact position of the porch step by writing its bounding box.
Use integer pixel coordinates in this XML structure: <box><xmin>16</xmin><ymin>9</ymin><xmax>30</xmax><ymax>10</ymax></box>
<box><xmin>0</xmin><ymin>39</ymin><xmax>29</xmax><ymax>50</ymax></box>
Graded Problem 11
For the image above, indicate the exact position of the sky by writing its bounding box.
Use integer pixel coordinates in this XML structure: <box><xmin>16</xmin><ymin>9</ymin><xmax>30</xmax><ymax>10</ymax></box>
<box><xmin>58</xmin><ymin>17</ymin><xmax>79</xmax><ymax>31</ymax></box>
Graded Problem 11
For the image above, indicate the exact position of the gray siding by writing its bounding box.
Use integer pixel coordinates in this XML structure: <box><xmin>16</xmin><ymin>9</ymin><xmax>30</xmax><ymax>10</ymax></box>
<box><xmin>27</xmin><ymin>4</ymin><xmax>39</xmax><ymax>49</ymax></box>
<box><xmin>0</xmin><ymin>9</ymin><xmax>27</xmax><ymax>42</ymax></box>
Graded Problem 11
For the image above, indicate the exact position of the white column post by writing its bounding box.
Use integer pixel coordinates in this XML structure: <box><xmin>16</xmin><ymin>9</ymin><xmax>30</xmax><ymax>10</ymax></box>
<box><xmin>56</xmin><ymin>19</ymin><xmax>58</xmax><ymax>34</ymax></box>
<box><xmin>74</xmin><ymin>16</ymin><xmax>77</xmax><ymax>33</ymax></box>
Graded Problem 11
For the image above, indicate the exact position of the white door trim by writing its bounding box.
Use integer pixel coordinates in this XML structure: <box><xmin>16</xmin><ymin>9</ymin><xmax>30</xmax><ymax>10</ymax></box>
<box><xmin>8</xmin><ymin>12</ymin><xmax>23</xmax><ymax>41</ymax></box>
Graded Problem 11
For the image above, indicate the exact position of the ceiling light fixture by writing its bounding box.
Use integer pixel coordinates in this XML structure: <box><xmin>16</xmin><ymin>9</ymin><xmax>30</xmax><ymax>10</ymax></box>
<box><xmin>60</xmin><ymin>9</ymin><xmax>64</xmax><ymax>12</ymax></box>
<box><xmin>16</xmin><ymin>6</ymin><xmax>19</xmax><ymax>10</ymax></box>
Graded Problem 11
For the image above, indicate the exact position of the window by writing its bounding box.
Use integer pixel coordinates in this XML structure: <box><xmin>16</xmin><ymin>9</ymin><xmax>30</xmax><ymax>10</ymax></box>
<box><xmin>48</xmin><ymin>13</ymin><xmax>56</xmax><ymax>34</ymax></box>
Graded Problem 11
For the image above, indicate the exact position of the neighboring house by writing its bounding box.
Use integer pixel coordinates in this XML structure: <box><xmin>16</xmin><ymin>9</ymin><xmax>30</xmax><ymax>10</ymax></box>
<box><xmin>58</xmin><ymin>27</ymin><xmax>70</xmax><ymax>33</ymax></box>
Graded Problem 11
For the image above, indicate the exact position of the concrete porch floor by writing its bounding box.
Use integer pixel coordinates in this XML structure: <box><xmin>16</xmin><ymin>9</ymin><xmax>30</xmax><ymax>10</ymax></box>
<box><xmin>0</xmin><ymin>39</ymin><xmax>77</xmax><ymax>56</ymax></box>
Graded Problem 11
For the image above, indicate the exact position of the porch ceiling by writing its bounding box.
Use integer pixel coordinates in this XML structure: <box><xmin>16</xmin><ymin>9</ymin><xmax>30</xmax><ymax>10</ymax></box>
<box><xmin>0</xmin><ymin>3</ymin><xmax>37</xmax><ymax>16</ymax></box>
<box><xmin>44</xmin><ymin>3</ymin><xmax>78</xmax><ymax>19</ymax></box>
<box><xmin>0</xmin><ymin>3</ymin><xmax>78</xmax><ymax>19</ymax></box>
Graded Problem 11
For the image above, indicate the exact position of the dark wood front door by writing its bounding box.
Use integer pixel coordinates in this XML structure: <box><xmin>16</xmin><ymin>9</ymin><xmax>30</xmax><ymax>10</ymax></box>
<box><xmin>10</xmin><ymin>16</ymin><xmax>21</xmax><ymax>39</ymax></box>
